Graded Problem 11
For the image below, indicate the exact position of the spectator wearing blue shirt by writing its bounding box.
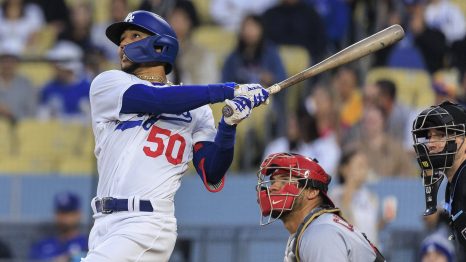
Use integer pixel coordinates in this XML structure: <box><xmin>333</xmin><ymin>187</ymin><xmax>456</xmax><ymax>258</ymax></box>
<box><xmin>38</xmin><ymin>41</ymin><xmax>91</xmax><ymax>123</ymax></box>
<box><xmin>304</xmin><ymin>0</ymin><xmax>350</xmax><ymax>51</ymax></box>
<box><xmin>29</xmin><ymin>192</ymin><xmax>88</xmax><ymax>261</ymax></box>
<box><xmin>222</xmin><ymin>14</ymin><xmax>287</xmax><ymax>140</ymax></box>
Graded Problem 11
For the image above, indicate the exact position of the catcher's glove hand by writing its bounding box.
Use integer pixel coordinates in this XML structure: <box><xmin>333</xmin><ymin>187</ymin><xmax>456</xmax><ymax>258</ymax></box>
<box><xmin>223</xmin><ymin>96</ymin><xmax>252</xmax><ymax>126</ymax></box>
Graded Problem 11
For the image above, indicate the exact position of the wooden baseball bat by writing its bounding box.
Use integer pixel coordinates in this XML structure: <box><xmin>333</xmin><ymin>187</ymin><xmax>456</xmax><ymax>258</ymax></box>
<box><xmin>222</xmin><ymin>24</ymin><xmax>405</xmax><ymax>117</ymax></box>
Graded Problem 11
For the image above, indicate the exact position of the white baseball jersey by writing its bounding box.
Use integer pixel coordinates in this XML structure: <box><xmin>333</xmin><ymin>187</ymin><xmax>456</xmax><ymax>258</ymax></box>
<box><xmin>90</xmin><ymin>70</ymin><xmax>217</xmax><ymax>201</ymax></box>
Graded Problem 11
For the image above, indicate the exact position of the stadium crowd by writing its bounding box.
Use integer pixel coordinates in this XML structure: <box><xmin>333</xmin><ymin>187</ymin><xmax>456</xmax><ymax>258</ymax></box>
<box><xmin>0</xmin><ymin>0</ymin><xmax>466</xmax><ymax>260</ymax></box>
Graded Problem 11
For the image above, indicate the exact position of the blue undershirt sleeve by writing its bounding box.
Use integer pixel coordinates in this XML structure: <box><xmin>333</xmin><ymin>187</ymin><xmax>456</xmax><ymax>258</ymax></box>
<box><xmin>193</xmin><ymin>118</ymin><xmax>236</xmax><ymax>189</ymax></box>
<box><xmin>121</xmin><ymin>83</ymin><xmax>235</xmax><ymax>115</ymax></box>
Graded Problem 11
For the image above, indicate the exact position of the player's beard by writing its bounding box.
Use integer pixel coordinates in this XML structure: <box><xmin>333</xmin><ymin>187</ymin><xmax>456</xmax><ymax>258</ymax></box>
<box><xmin>122</xmin><ymin>61</ymin><xmax>166</xmax><ymax>75</ymax></box>
<box><xmin>122</xmin><ymin>62</ymin><xmax>140</xmax><ymax>75</ymax></box>
<box><xmin>271</xmin><ymin>210</ymin><xmax>290</xmax><ymax>219</ymax></box>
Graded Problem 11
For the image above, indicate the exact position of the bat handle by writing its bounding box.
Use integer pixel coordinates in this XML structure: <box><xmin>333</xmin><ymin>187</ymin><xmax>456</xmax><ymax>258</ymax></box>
<box><xmin>222</xmin><ymin>104</ymin><xmax>234</xmax><ymax>117</ymax></box>
<box><xmin>221</xmin><ymin>84</ymin><xmax>281</xmax><ymax>118</ymax></box>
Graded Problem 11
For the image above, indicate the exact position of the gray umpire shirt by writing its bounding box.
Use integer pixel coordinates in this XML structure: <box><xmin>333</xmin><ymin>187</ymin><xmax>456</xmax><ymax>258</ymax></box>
<box><xmin>284</xmin><ymin>213</ymin><xmax>377</xmax><ymax>262</ymax></box>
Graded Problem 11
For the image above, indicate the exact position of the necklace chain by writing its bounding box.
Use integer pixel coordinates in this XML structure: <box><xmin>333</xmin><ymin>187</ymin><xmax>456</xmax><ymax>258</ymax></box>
<box><xmin>137</xmin><ymin>75</ymin><xmax>166</xmax><ymax>83</ymax></box>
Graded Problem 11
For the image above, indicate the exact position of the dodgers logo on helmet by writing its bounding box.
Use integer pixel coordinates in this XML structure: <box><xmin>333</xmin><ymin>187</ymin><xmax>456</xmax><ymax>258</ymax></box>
<box><xmin>124</xmin><ymin>13</ymin><xmax>135</xmax><ymax>23</ymax></box>
<box><xmin>106</xmin><ymin>10</ymin><xmax>179</xmax><ymax>73</ymax></box>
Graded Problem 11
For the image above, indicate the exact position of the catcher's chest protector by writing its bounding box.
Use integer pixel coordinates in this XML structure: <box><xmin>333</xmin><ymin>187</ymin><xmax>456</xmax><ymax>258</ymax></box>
<box><xmin>292</xmin><ymin>207</ymin><xmax>386</xmax><ymax>262</ymax></box>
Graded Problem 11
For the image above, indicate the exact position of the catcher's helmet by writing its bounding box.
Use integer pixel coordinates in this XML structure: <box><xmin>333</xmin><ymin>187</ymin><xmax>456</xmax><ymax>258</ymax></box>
<box><xmin>412</xmin><ymin>101</ymin><xmax>466</xmax><ymax>176</ymax></box>
<box><xmin>412</xmin><ymin>100</ymin><xmax>466</xmax><ymax>215</ymax></box>
<box><xmin>106</xmin><ymin>10</ymin><xmax>179</xmax><ymax>73</ymax></box>
<box><xmin>257</xmin><ymin>153</ymin><xmax>334</xmax><ymax>225</ymax></box>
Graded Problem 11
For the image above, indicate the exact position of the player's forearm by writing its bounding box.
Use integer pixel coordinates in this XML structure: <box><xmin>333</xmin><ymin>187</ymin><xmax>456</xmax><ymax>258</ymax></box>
<box><xmin>120</xmin><ymin>83</ymin><xmax>235</xmax><ymax>115</ymax></box>
<box><xmin>193</xmin><ymin>119</ymin><xmax>236</xmax><ymax>187</ymax></box>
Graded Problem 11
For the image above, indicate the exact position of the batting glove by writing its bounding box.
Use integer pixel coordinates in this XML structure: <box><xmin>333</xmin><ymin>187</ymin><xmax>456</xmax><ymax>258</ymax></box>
<box><xmin>234</xmin><ymin>84</ymin><xmax>270</xmax><ymax>108</ymax></box>
<box><xmin>223</xmin><ymin>96</ymin><xmax>252</xmax><ymax>126</ymax></box>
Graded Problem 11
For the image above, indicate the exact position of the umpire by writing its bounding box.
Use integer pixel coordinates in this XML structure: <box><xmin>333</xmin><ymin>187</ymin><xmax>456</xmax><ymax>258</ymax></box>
<box><xmin>412</xmin><ymin>100</ymin><xmax>466</xmax><ymax>250</ymax></box>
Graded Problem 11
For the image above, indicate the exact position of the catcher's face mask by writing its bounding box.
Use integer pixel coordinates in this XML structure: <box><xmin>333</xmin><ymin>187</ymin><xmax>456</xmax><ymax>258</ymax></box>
<box><xmin>256</xmin><ymin>153</ymin><xmax>333</xmax><ymax>226</ymax></box>
<box><xmin>412</xmin><ymin>102</ymin><xmax>466</xmax><ymax>215</ymax></box>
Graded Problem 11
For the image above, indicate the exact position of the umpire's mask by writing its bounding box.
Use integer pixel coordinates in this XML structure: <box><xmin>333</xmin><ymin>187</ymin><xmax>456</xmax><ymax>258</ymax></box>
<box><xmin>412</xmin><ymin>101</ymin><xmax>466</xmax><ymax>215</ymax></box>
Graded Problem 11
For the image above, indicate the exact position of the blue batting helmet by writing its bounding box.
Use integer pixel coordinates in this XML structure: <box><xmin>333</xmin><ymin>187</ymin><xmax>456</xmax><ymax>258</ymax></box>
<box><xmin>106</xmin><ymin>10</ymin><xmax>179</xmax><ymax>73</ymax></box>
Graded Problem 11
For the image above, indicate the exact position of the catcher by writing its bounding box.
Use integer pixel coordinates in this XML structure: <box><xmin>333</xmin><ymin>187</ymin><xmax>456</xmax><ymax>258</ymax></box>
<box><xmin>412</xmin><ymin>100</ymin><xmax>466</xmax><ymax>250</ymax></box>
<box><xmin>256</xmin><ymin>153</ymin><xmax>385</xmax><ymax>262</ymax></box>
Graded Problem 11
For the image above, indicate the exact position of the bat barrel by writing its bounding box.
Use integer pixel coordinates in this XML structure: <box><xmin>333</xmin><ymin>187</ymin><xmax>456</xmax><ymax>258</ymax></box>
<box><xmin>222</xmin><ymin>24</ymin><xmax>405</xmax><ymax>118</ymax></box>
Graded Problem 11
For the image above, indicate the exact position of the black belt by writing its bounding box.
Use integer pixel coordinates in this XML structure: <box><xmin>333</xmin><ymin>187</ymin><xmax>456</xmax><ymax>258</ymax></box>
<box><xmin>95</xmin><ymin>197</ymin><xmax>154</xmax><ymax>214</ymax></box>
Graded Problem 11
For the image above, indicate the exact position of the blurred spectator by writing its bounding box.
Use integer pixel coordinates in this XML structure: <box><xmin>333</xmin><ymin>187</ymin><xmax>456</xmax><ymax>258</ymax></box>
<box><xmin>57</xmin><ymin>1</ymin><xmax>94</xmax><ymax>51</ymax></box>
<box><xmin>424</xmin><ymin>0</ymin><xmax>466</xmax><ymax>45</ymax></box>
<box><xmin>262</xmin><ymin>112</ymin><xmax>305</xmax><ymax>159</ymax></box>
<box><xmin>0</xmin><ymin>43</ymin><xmax>38</xmax><ymax>123</ymax></box>
<box><xmin>304</xmin><ymin>83</ymin><xmax>340</xmax><ymax>140</ymax></box>
<box><xmin>421</xmin><ymin>208</ymin><xmax>466</xmax><ymax>261</ymax></box>
<box><xmin>138</xmin><ymin>0</ymin><xmax>176</xmax><ymax>18</ymax></box>
<box><xmin>375</xmin><ymin>79</ymin><xmax>416</xmax><ymax>150</ymax></box>
<box><xmin>419</xmin><ymin>233</ymin><xmax>455</xmax><ymax>262</ymax></box>
<box><xmin>346</xmin><ymin>105</ymin><xmax>417</xmax><ymax>178</ymax></box>
<box><xmin>0</xmin><ymin>239</ymin><xmax>12</xmax><ymax>259</ymax></box>
<box><xmin>451</xmin><ymin>36</ymin><xmax>466</xmax><ymax>76</ymax></box>
<box><xmin>0</xmin><ymin>0</ymin><xmax>45</xmax><ymax>54</ymax></box>
<box><xmin>262</xmin><ymin>0</ymin><xmax>327</xmax><ymax>63</ymax></box>
<box><xmin>29</xmin><ymin>0</ymin><xmax>69</xmax><ymax>35</ymax></box>
<box><xmin>422</xmin><ymin>209</ymin><xmax>452</xmax><ymax>237</ymax></box>
<box><xmin>209</xmin><ymin>0</ymin><xmax>278</xmax><ymax>32</ymax></box>
<box><xmin>38</xmin><ymin>41</ymin><xmax>91</xmax><ymax>122</ymax></box>
<box><xmin>263</xmin><ymin>107</ymin><xmax>341</xmax><ymax>175</ymax></box>
<box><xmin>303</xmin><ymin>0</ymin><xmax>351</xmax><ymax>51</ymax></box>
<box><xmin>298</xmin><ymin>109</ymin><xmax>341</xmax><ymax>176</ymax></box>
<box><xmin>29</xmin><ymin>191</ymin><xmax>88</xmax><ymax>261</ymax></box>
<box><xmin>332</xmin><ymin>66</ymin><xmax>363</xmax><ymax>132</ymax></box>
<box><xmin>432</xmin><ymin>70</ymin><xmax>461</xmax><ymax>104</ymax></box>
<box><xmin>91</xmin><ymin>0</ymin><xmax>129</xmax><ymax>64</ymax></box>
<box><xmin>362</xmin><ymin>82</ymin><xmax>380</xmax><ymax>108</ymax></box>
<box><xmin>374</xmin><ymin>0</ymin><xmax>447</xmax><ymax>73</ymax></box>
<box><xmin>168</xmin><ymin>0</ymin><xmax>219</xmax><ymax>84</ymax></box>
<box><xmin>221</xmin><ymin>14</ymin><xmax>286</xmax><ymax>88</ymax></box>
<box><xmin>329</xmin><ymin>149</ymin><xmax>396</xmax><ymax>246</ymax></box>
<box><xmin>83</xmin><ymin>47</ymin><xmax>109</xmax><ymax>80</ymax></box>
<box><xmin>457</xmin><ymin>70</ymin><xmax>466</xmax><ymax>106</ymax></box>
<box><xmin>221</xmin><ymin>14</ymin><xmax>287</xmax><ymax>136</ymax></box>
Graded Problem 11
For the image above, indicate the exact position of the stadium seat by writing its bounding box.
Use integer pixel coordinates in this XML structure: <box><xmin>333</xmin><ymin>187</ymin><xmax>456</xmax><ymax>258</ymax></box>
<box><xmin>0</xmin><ymin>119</ymin><xmax>13</xmax><ymax>156</ymax></box>
<box><xmin>278</xmin><ymin>45</ymin><xmax>311</xmax><ymax>113</ymax></box>
<box><xmin>15</xmin><ymin>119</ymin><xmax>61</xmax><ymax>158</ymax></box>
<box><xmin>18</xmin><ymin>61</ymin><xmax>53</xmax><ymax>88</ymax></box>
<box><xmin>451</xmin><ymin>0</ymin><xmax>466</xmax><ymax>17</ymax></box>
<box><xmin>27</xmin><ymin>25</ymin><xmax>57</xmax><ymax>56</ymax></box>
<box><xmin>92</xmin><ymin>0</ymin><xmax>109</xmax><ymax>23</ymax></box>
<box><xmin>431</xmin><ymin>68</ymin><xmax>461</xmax><ymax>97</ymax></box>
<box><xmin>15</xmin><ymin>119</ymin><xmax>89</xmax><ymax>159</ymax></box>
<box><xmin>192</xmin><ymin>0</ymin><xmax>212</xmax><ymax>23</ymax></box>
<box><xmin>192</xmin><ymin>25</ymin><xmax>236</xmax><ymax>68</ymax></box>
<box><xmin>58</xmin><ymin>155</ymin><xmax>96</xmax><ymax>175</ymax></box>
<box><xmin>0</xmin><ymin>155</ymin><xmax>56</xmax><ymax>174</ymax></box>
<box><xmin>278</xmin><ymin>45</ymin><xmax>311</xmax><ymax>77</ymax></box>
<box><xmin>365</xmin><ymin>67</ymin><xmax>434</xmax><ymax>108</ymax></box>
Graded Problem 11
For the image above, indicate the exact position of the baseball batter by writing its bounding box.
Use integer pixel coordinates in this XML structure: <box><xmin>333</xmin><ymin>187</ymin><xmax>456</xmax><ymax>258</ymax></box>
<box><xmin>256</xmin><ymin>153</ymin><xmax>385</xmax><ymax>262</ymax></box>
<box><xmin>82</xmin><ymin>10</ymin><xmax>269</xmax><ymax>261</ymax></box>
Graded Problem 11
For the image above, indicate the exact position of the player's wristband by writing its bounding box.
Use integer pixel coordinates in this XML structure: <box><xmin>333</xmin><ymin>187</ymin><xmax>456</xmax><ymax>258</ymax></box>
<box><xmin>214</xmin><ymin>117</ymin><xmax>236</xmax><ymax>149</ymax></box>
<box><xmin>207</xmin><ymin>82</ymin><xmax>235</xmax><ymax>103</ymax></box>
